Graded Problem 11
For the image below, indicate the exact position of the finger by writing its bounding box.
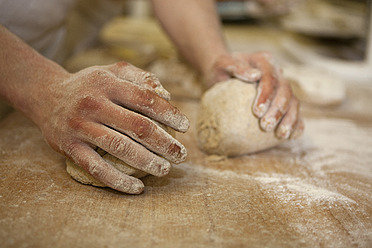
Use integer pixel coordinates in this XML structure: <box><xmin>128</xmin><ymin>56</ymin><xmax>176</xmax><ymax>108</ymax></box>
<box><xmin>246</xmin><ymin>52</ymin><xmax>281</xmax><ymax>118</ymax></box>
<box><xmin>108</xmin><ymin>80</ymin><xmax>190</xmax><ymax>133</ymax></box>
<box><xmin>253</xmin><ymin>74</ymin><xmax>276</xmax><ymax>118</ymax></box>
<box><xmin>80</xmin><ymin>122</ymin><xmax>171</xmax><ymax>177</ymax></box>
<box><xmin>104</xmin><ymin>62</ymin><xmax>171</xmax><ymax>100</ymax></box>
<box><xmin>99</xmin><ymin>101</ymin><xmax>187</xmax><ymax>163</ymax></box>
<box><xmin>217</xmin><ymin>55</ymin><xmax>261</xmax><ymax>82</ymax></box>
<box><xmin>226</xmin><ymin>64</ymin><xmax>261</xmax><ymax>83</ymax></box>
<box><xmin>260</xmin><ymin>80</ymin><xmax>292</xmax><ymax>132</ymax></box>
<box><xmin>275</xmin><ymin>96</ymin><xmax>300</xmax><ymax>139</ymax></box>
<box><xmin>291</xmin><ymin>115</ymin><xmax>305</xmax><ymax>139</ymax></box>
<box><xmin>230</xmin><ymin>53</ymin><xmax>262</xmax><ymax>82</ymax></box>
<box><xmin>66</xmin><ymin>142</ymin><xmax>144</xmax><ymax>194</ymax></box>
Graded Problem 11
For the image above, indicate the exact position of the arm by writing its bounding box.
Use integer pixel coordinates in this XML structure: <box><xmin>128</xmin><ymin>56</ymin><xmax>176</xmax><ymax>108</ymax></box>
<box><xmin>0</xmin><ymin>26</ymin><xmax>70</xmax><ymax>121</ymax></box>
<box><xmin>151</xmin><ymin>0</ymin><xmax>304</xmax><ymax>139</ymax></box>
<box><xmin>151</xmin><ymin>0</ymin><xmax>261</xmax><ymax>84</ymax></box>
<box><xmin>0</xmin><ymin>25</ymin><xmax>189</xmax><ymax>194</ymax></box>
<box><xmin>151</xmin><ymin>0</ymin><xmax>228</xmax><ymax>76</ymax></box>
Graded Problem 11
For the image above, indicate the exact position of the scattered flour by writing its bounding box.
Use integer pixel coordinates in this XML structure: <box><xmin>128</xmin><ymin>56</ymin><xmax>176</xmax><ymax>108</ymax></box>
<box><xmin>178</xmin><ymin>162</ymin><xmax>356</xmax><ymax>208</ymax></box>
<box><xmin>255</xmin><ymin>175</ymin><xmax>357</xmax><ymax>206</ymax></box>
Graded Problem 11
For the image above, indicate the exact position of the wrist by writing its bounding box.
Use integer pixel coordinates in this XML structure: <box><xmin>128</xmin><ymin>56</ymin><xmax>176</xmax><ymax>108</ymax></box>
<box><xmin>0</xmin><ymin>26</ymin><xmax>71</xmax><ymax>125</ymax></box>
<box><xmin>20</xmin><ymin>65</ymin><xmax>70</xmax><ymax>127</ymax></box>
<box><xmin>200</xmin><ymin>49</ymin><xmax>230</xmax><ymax>79</ymax></box>
<box><xmin>3</xmin><ymin>55</ymin><xmax>71</xmax><ymax>127</ymax></box>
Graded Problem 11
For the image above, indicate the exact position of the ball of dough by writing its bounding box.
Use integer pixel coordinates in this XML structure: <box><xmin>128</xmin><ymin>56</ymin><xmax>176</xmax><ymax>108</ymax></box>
<box><xmin>66</xmin><ymin>148</ymin><xmax>148</xmax><ymax>187</ymax></box>
<box><xmin>66</xmin><ymin>123</ymin><xmax>175</xmax><ymax>187</ymax></box>
<box><xmin>197</xmin><ymin>79</ymin><xmax>284</xmax><ymax>156</ymax></box>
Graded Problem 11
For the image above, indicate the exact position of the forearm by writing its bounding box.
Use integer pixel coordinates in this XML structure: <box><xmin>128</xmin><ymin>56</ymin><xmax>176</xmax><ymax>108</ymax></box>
<box><xmin>0</xmin><ymin>26</ymin><xmax>190</xmax><ymax>194</ymax></box>
<box><xmin>151</xmin><ymin>0</ymin><xmax>229</xmax><ymax>75</ymax></box>
<box><xmin>0</xmin><ymin>25</ymin><xmax>70</xmax><ymax>124</ymax></box>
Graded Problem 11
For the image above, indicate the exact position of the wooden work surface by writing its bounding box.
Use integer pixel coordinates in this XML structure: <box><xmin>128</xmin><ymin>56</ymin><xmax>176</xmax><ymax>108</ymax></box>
<box><xmin>1</xmin><ymin>83</ymin><xmax>372</xmax><ymax>248</ymax></box>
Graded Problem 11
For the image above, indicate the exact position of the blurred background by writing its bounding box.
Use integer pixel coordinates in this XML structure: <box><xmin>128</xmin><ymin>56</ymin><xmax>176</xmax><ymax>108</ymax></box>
<box><xmin>1</xmin><ymin>0</ymin><xmax>370</xmax><ymax>117</ymax></box>
<box><xmin>60</xmin><ymin>0</ymin><xmax>370</xmax><ymax>112</ymax></box>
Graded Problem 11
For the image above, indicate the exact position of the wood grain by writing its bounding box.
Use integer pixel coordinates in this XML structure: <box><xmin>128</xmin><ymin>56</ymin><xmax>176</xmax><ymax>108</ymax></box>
<box><xmin>1</xmin><ymin>84</ymin><xmax>372</xmax><ymax>247</ymax></box>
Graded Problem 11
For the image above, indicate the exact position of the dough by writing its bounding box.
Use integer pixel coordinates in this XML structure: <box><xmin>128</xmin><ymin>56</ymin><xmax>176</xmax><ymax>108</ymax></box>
<box><xmin>280</xmin><ymin>0</ymin><xmax>364</xmax><ymax>38</ymax></box>
<box><xmin>197</xmin><ymin>79</ymin><xmax>284</xmax><ymax>156</ymax></box>
<box><xmin>66</xmin><ymin>123</ymin><xmax>175</xmax><ymax>187</ymax></box>
<box><xmin>66</xmin><ymin>148</ymin><xmax>148</xmax><ymax>187</ymax></box>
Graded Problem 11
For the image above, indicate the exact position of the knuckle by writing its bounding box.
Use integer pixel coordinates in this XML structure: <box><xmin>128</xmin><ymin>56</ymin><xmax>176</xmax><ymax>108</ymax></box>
<box><xmin>76</xmin><ymin>95</ymin><xmax>103</xmax><ymax>113</ymax></box>
<box><xmin>260</xmin><ymin>76</ymin><xmax>277</xmax><ymax>90</ymax></box>
<box><xmin>276</xmin><ymin>94</ymin><xmax>290</xmax><ymax>113</ymax></box>
<box><xmin>67</xmin><ymin>117</ymin><xmax>86</xmax><ymax>131</ymax></box>
<box><xmin>142</xmin><ymin>71</ymin><xmax>157</xmax><ymax>81</ymax></box>
<box><xmin>87</xmin><ymin>161</ymin><xmax>103</xmax><ymax>178</ymax></box>
<box><xmin>63</xmin><ymin>141</ymin><xmax>80</xmax><ymax>160</ymax></box>
<box><xmin>260</xmin><ymin>78</ymin><xmax>276</xmax><ymax>95</ymax></box>
<box><xmin>107</xmin><ymin>135</ymin><xmax>124</xmax><ymax>153</ymax></box>
<box><xmin>270</xmin><ymin>76</ymin><xmax>278</xmax><ymax>87</ymax></box>
<box><xmin>106</xmin><ymin>135</ymin><xmax>133</xmax><ymax>157</ymax></box>
<box><xmin>136</xmin><ymin>89</ymin><xmax>156</xmax><ymax>107</ymax></box>
<box><xmin>86</xmin><ymin>67</ymin><xmax>103</xmax><ymax>78</ymax></box>
<box><xmin>115</xmin><ymin>61</ymin><xmax>130</xmax><ymax>68</ymax></box>
<box><xmin>131</xmin><ymin>117</ymin><xmax>154</xmax><ymax>139</ymax></box>
<box><xmin>140</xmin><ymin>72</ymin><xmax>159</xmax><ymax>88</ymax></box>
<box><xmin>85</xmin><ymin>68</ymin><xmax>113</xmax><ymax>86</ymax></box>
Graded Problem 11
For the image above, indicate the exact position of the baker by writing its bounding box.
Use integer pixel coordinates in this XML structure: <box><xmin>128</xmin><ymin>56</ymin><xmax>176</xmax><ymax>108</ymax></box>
<box><xmin>0</xmin><ymin>0</ymin><xmax>303</xmax><ymax>194</ymax></box>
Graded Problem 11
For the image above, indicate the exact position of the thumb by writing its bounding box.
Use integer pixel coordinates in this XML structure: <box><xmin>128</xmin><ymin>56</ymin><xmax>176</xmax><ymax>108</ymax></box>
<box><xmin>225</xmin><ymin>59</ymin><xmax>261</xmax><ymax>83</ymax></box>
<box><xmin>205</xmin><ymin>54</ymin><xmax>262</xmax><ymax>88</ymax></box>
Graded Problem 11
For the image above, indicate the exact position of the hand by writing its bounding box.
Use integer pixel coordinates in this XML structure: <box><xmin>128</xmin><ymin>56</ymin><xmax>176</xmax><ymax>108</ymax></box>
<box><xmin>35</xmin><ymin>62</ymin><xmax>189</xmax><ymax>194</ymax></box>
<box><xmin>205</xmin><ymin>51</ymin><xmax>304</xmax><ymax>139</ymax></box>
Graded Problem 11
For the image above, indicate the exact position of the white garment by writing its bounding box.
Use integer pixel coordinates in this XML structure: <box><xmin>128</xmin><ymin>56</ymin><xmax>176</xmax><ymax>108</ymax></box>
<box><xmin>0</xmin><ymin>0</ymin><xmax>124</xmax><ymax>63</ymax></box>
<box><xmin>0</xmin><ymin>0</ymin><xmax>77</xmax><ymax>60</ymax></box>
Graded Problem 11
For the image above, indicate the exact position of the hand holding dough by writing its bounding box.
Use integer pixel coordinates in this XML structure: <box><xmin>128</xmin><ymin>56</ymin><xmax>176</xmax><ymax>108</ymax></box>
<box><xmin>66</xmin><ymin>148</ymin><xmax>148</xmax><ymax>187</ymax></box>
<box><xmin>197</xmin><ymin>79</ymin><xmax>286</xmax><ymax>156</ymax></box>
<box><xmin>66</xmin><ymin>122</ymin><xmax>176</xmax><ymax>187</ymax></box>
<box><xmin>66</xmin><ymin>123</ymin><xmax>176</xmax><ymax>188</ymax></box>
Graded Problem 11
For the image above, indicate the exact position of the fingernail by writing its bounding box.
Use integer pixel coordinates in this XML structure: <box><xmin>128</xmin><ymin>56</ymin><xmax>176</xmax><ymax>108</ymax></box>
<box><xmin>178</xmin><ymin>115</ymin><xmax>190</xmax><ymax>133</ymax></box>
<box><xmin>278</xmin><ymin>125</ymin><xmax>291</xmax><ymax>139</ymax></box>
<box><xmin>159</xmin><ymin>160</ymin><xmax>171</xmax><ymax>177</ymax></box>
<box><xmin>164</xmin><ymin>111</ymin><xmax>190</xmax><ymax>133</ymax></box>
<box><xmin>261</xmin><ymin>117</ymin><xmax>277</xmax><ymax>132</ymax></box>
<box><xmin>255</xmin><ymin>103</ymin><xmax>269</xmax><ymax>118</ymax></box>
<box><xmin>146</xmin><ymin>157</ymin><xmax>171</xmax><ymax>177</ymax></box>
<box><xmin>128</xmin><ymin>181</ymin><xmax>145</xmax><ymax>194</ymax></box>
<box><xmin>155</xmin><ymin>86</ymin><xmax>171</xmax><ymax>101</ymax></box>
<box><xmin>170</xmin><ymin>142</ymin><xmax>187</xmax><ymax>163</ymax></box>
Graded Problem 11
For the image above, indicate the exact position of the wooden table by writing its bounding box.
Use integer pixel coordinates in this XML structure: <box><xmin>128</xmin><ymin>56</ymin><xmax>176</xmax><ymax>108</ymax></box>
<box><xmin>1</xmin><ymin>83</ymin><xmax>372</xmax><ymax>248</ymax></box>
